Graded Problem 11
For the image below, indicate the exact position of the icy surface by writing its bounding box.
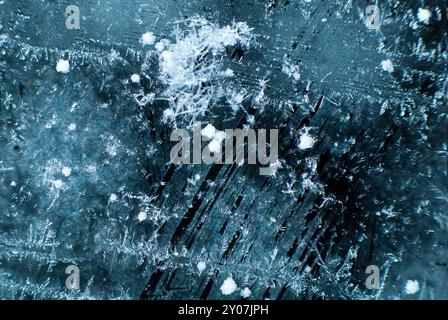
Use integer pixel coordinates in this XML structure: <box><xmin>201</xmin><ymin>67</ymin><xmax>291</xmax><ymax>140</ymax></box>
<box><xmin>0</xmin><ymin>0</ymin><xmax>446</xmax><ymax>300</ymax></box>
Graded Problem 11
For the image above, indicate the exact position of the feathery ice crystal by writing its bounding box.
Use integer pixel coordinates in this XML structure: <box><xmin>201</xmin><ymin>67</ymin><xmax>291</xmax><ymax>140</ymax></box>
<box><xmin>154</xmin><ymin>17</ymin><xmax>253</xmax><ymax>125</ymax></box>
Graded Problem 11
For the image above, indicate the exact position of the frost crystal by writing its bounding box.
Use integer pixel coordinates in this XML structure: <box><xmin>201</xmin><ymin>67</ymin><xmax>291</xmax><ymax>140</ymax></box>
<box><xmin>298</xmin><ymin>129</ymin><xmax>316</xmax><ymax>150</ymax></box>
<box><xmin>381</xmin><ymin>59</ymin><xmax>394</xmax><ymax>73</ymax></box>
<box><xmin>282</xmin><ymin>57</ymin><xmax>301</xmax><ymax>81</ymax></box>
<box><xmin>130</xmin><ymin>74</ymin><xmax>141</xmax><ymax>83</ymax></box>
<box><xmin>155</xmin><ymin>17</ymin><xmax>253</xmax><ymax>123</ymax></box>
<box><xmin>61</xmin><ymin>167</ymin><xmax>71</xmax><ymax>177</ymax></box>
<box><xmin>52</xmin><ymin>179</ymin><xmax>64</xmax><ymax>189</ymax></box>
<box><xmin>240</xmin><ymin>287</ymin><xmax>252</xmax><ymax>298</ymax></box>
<box><xmin>137</xmin><ymin>211</ymin><xmax>148</xmax><ymax>222</ymax></box>
<box><xmin>140</xmin><ymin>32</ymin><xmax>156</xmax><ymax>46</ymax></box>
<box><xmin>417</xmin><ymin>8</ymin><xmax>431</xmax><ymax>24</ymax></box>
<box><xmin>404</xmin><ymin>280</ymin><xmax>420</xmax><ymax>294</ymax></box>
<box><xmin>201</xmin><ymin>124</ymin><xmax>217</xmax><ymax>139</ymax></box>
<box><xmin>56</xmin><ymin>59</ymin><xmax>70</xmax><ymax>73</ymax></box>
<box><xmin>220</xmin><ymin>277</ymin><xmax>237</xmax><ymax>295</ymax></box>
<box><xmin>197</xmin><ymin>261</ymin><xmax>206</xmax><ymax>273</ymax></box>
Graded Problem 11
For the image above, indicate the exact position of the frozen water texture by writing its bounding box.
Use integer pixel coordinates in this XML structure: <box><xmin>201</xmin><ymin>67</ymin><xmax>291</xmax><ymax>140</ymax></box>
<box><xmin>0</xmin><ymin>0</ymin><xmax>446</xmax><ymax>300</ymax></box>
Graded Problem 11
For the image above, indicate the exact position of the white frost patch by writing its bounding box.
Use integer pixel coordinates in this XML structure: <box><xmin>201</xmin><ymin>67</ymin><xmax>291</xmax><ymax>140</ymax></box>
<box><xmin>405</xmin><ymin>280</ymin><xmax>420</xmax><ymax>294</ymax></box>
<box><xmin>227</xmin><ymin>91</ymin><xmax>245</xmax><ymax>112</ymax></box>
<box><xmin>103</xmin><ymin>135</ymin><xmax>122</xmax><ymax>157</ymax></box>
<box><xmin>201</xmin><ymin>124</ymin><xmax>216</xmax><ymax>139</ymax></box>
<box><xmin>133</xmin><ymin>91</ymin><xmax>155</xmax><ymax>107</ymax></box>
<box><xmin>208</xmin><ymin>139</ymin><xmax>222</xmax><ymax>154</ymax></box>
<box><xmin>10</xmin><ymin>181</ymin><xmax>17</xmax><ymax>187</ymax></box>
<box><xmin>157</xmin><ymin>17</ymin><xmax>253</xmax><ymax>121</ymax></box>
<box><xmin>163</xmin><ymin>108</ymin><xmax>175</xmax><ymax>121</ymax></box>
<box><xmin>224</xmin><ymin>68</ymin><xmax>234</xmax><ymax>77</ymax></box>
<box><xmin>214</xmin><ymin>130</ymin><xmax>226</xmax><ymax>142</ymax></box>
<box><xmin>220</xmin><ymin>276</ymin><xmax>237</xmax><ymax>295</ymax></box>
<box><xmin>298</xmin><ymin>130</ymin><xmax>316</xmax><ymax>150</ymax></box>
<box><xmin>380</xmin><ymin>101</ymin><xmax>389</xmax><ymax>115</ymax></box>
<box><xmin>240</xmin><ymin>287</ymin><xmax>251</xmax><ymax>298</ymax></box>
<box><xmin>155</xmin><ymin>39</ymin><xmax>170</xmax><ymax>52</ymax></box>
<box><xmin>417</xmin><ymin>8</ymin><xmax>431</xmax><ymax>24</ymax></box>
<box><xmin>109</xmin><ymin>193</ymin><xmax>118</xmax><ymax>202</ymax></box>
<box><xmin>271</xmin><ymin>247</ymin><xmax>278</xmax><ymax>260</ymax></box>
<box><xmin>85</xmin><ymin>164</ymin><xmax>96</xmax><ymax>174</ymax></box>
<box><xmin>197</xmin><ymin>261</ymin><xmax>206</xmax><ymax>273</ymax></box>
<box><xmin>202</xmin><ymin>124</ymin><xmax>225</xmax><ymax>154</ymax></box>
<box><xmin>137</xmin><ymin>211</ymin><xmax>147</xmax><ymax>222</ymax></box>
<box><xmin>282</xmin><ymin>57</ymin><xmax>301</xmax><ymax>81</ymax></box>
<box><xmin>381</xmin><ymin>59</ymin><xmax>394</xmax><ymax>73</ymax></box>
<box><xmin>52</xmin><ymin>179</ymin><xmax>64</xmax><ymax>189</ymax></box>
<box><xmin>106</xmin><ymin>145</ymin><xmax>118</xmax><ymax>156</ymax></box>
<box><xmin>56</xmin><ymin>59</ymin><xmax>70</xmax><ymax>74</ymax></box>
<box><xmin>130</xmin><ymin>74</ymin><xmax>141</xmax><ymax>83</ymax></box>
<box><xmin>140</xmin><ymin>32</ymin><xmax>155</xmax><ymax>46</ymax></box>
<box><xmin>61</xmin><ymin>167</ymin><xmax>71</xmax><ymax>177</ymax></box>
<box><xmin>68</xmin><ymin>123</ymin><xmax>76</xmax><ymax>131</ymax></box>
